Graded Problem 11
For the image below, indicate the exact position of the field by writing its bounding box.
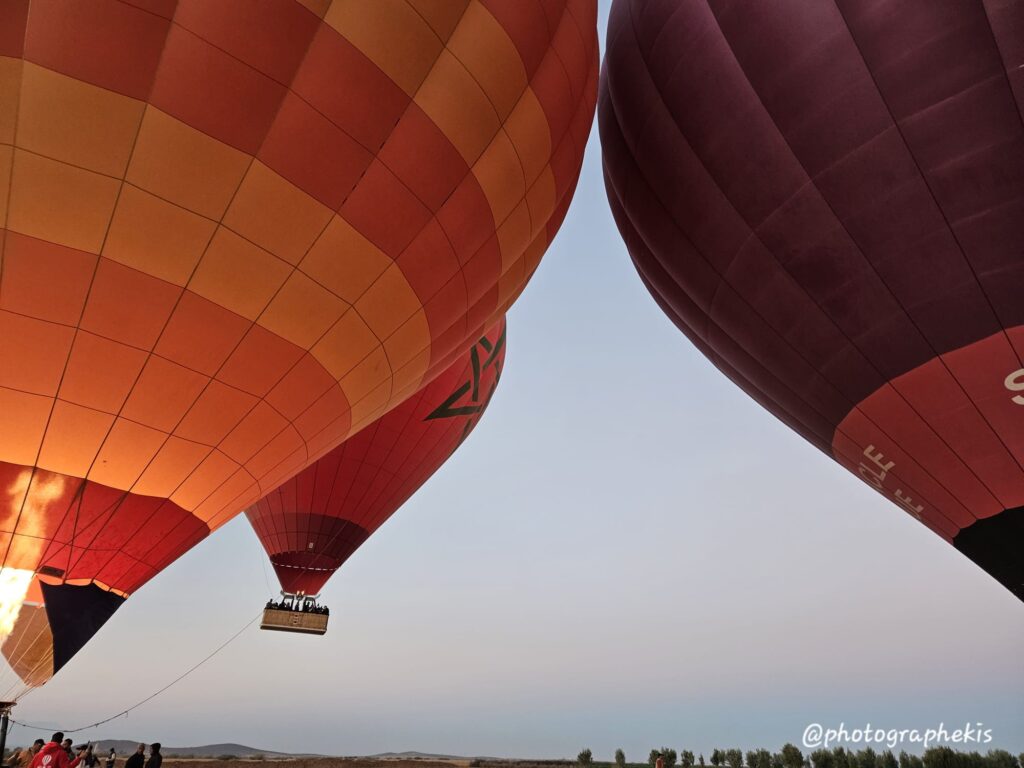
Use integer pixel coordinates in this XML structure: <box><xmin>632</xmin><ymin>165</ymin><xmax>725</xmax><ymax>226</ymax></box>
<box><xmin>161</xmin><ymin>759</ymin><xmax>579</xmax><ymax>768</ymax></box>
<box><xmin>162</xmin><ymin>761</ymin><xmax>469</xmax><ymax>768</ymax></box>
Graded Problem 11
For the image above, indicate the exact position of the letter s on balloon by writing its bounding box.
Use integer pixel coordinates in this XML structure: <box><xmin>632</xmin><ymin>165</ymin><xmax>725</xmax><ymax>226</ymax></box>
<box><xmin>1005</xmin><ymin>368</ymin><xmax>1024</xmax><ymax>405</ymax></box>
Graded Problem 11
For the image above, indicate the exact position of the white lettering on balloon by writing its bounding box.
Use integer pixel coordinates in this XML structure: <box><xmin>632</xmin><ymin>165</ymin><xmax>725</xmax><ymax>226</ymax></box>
<box><xmin>1004</xmin><ymin>368</ymin><xmax>1024</xmax><ymax>405</ymax></box>
<box><xmin>858</xmin><ymin>445</ymin><xmax>924</xmax><ymax>520</ymax></box>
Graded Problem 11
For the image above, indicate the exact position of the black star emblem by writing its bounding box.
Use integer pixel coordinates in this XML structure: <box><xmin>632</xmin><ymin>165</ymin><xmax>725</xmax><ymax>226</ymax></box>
<box><xmin>424</xmin><ymin>326</ymin><xmax>506</xmax><ymax>444</ymax></box>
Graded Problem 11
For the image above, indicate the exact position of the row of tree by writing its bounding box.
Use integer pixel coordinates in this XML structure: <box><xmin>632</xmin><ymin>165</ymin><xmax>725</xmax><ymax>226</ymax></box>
<box><xmin>575</xmin><ymin>746</ymin><xmax>1023</xmax><ymax>768</ymax></box>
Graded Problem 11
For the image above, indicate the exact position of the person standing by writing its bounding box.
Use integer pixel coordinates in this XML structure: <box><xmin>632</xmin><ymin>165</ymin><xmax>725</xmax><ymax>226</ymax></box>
<box><xmin>104</xmin><ymin>750</ymin><xmax>115</xmax><ymax>768</ymax></box>
<box><xmin>30</xmin><ymin>734</ymin><xmax>84</xmax><ymax>768</ymax></box>
<box><xmin>9</xmin><ymin>740</ymin><xmax>43</xmax><ymax>768</ymax></box>
<box><xmin>656</xmin><ymin>754</ymin><xmax>665</xmax><ymax>768</ymax></box>
<box><xmin>143</xmin><ymin>745</ymin><xmax>160</xmax><ymax>768</ymax></box>
<box><xmin>124</xmin><ymin>746</ymin><xmax>144</xmax><ymax>768</ymax></box>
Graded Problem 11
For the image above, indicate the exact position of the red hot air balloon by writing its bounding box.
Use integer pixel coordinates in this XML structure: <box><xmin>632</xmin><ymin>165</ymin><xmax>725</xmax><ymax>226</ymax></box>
<box><xmin>247</xmin><ymin>318</ymin><xmax>506</xmax><ymax>622</ymax></box>
<box><xmin>601</xmin><ymin>0</ymin><xmax>1024</xmax><ymax>601</ymax></box>
<box><xmin>0</xmin><ymin>0</ymin><xmax>596</xmax><ymax>694</ymax></box>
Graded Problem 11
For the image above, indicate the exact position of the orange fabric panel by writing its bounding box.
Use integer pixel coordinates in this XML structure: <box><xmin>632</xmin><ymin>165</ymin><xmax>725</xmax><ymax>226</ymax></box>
<box><xmin>8</xmin><ymin>150</ymin><xmax>120</xmax><ymax>253</ymax></box>
<box><xmin>126</xmin><ymin>107</ymin><xmax>250</xmax><ymax>220</ymax></box>
<box><xmin>58</xmin><ymin>332</ymin><xmax>148</xmax><ymax>414</ymax></box>
<box><xmin>103</xmin><ymin>184</ymin><xmax>217</xmax><ymax>285</ymax></box>
<box><xmin>323</xmin><ymin>0</ymin><xmax>443</xmax><ymax>96</ymax></box>
<box><xmin>17</xmin><ymin>63</ymin><xmax>143</xmax><ymax>177</ymax></box>
<box><xmin>0</xmin><ymin>311</ymin><xmax>75</xmax><ymax>397</ymax></box>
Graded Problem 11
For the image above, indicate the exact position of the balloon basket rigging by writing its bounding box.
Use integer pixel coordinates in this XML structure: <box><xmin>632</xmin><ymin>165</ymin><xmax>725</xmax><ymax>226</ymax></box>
<box><xmin>260</xmin><ymin>592</ymin><xmax>328</xmax><ymax>635</ymax></box>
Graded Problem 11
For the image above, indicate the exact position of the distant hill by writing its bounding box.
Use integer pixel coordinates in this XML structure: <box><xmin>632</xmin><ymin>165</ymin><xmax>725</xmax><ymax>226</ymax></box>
<box><xmin>85</xmin><ymin>742</ymin><xmax>305</xmax><ymax>758</ymax></box>
<box><xmin>369</xmin><ymin>754</ymin><xmax>500</xmax><ymax>762</ymax></box>
<box><xmin>44</xmin><ymin>744</ymin><xmax>501</xmax><ymax>761</ymax></box>
<box><xmin>370</xmin><ymin>755</ymin><xmax>465</xmax><ymax>761</ymax></box>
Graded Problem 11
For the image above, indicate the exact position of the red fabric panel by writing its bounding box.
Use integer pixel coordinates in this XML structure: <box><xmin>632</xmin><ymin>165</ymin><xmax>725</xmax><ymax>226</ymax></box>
<box><xmin>247</xmin><ymin>318</ymin><xmax>507</xmax><ymax>593</ymax></box>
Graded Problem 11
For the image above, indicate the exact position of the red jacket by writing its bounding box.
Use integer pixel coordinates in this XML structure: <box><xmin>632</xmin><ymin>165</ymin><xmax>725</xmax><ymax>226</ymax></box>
<box><xmin>30</xmin><ymin>744</ymin><xmax>81</xmax><ymax>768</ymax></box>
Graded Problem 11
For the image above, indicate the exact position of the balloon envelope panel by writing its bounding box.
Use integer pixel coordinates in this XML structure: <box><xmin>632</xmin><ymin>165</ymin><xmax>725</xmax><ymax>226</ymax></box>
<box><xmin>0</xmin><ymin>0</ymin><xmax>597</xmax><ymax>692</ymax></box>
<box><xmin>247</xmin><ymin>318</ymin><xmax>507</xmax><ymax>595</ymax></box>
<box><xmin>600</xmin><ymin>0</ymin><xmax>1024</xmax><ymax>600</ymax></box>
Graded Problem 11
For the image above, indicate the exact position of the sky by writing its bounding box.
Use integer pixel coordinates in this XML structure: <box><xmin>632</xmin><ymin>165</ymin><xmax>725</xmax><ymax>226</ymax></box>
<box><xmin>8</xmin><ymin>1</ymin><xmax>1023</xmax><ymax>760</ymax></box>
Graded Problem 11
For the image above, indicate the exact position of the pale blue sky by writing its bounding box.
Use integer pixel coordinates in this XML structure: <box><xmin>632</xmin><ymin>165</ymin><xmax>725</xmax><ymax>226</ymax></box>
<box><xmin>10</xmin><ymin>1</ymin><xmax>1023</xmax><ymax>758</ymax></box>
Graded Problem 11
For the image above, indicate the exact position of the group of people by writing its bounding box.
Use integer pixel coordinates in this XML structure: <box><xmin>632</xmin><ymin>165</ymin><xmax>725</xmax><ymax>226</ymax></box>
<box><xmin>264</xmin><ymin>598</ymin><xmax>329</xmax><ymax>615</ymax></box>
<box><xmin>7</xmin><ymin>735</ymin><xmax>162</xmax><ymax>768</ymax></box>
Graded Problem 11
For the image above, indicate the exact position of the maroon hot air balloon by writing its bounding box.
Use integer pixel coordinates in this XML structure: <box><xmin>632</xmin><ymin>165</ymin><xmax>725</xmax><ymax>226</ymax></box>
<box><xmin>248</xmin><ymin>319</ymin><xmax>505</xmax><ymax>610</ymax></box>
<box><xmin>600</xmin><ymin>0</ymin><xmax>1024</xmax><ymax>601</ymax></box>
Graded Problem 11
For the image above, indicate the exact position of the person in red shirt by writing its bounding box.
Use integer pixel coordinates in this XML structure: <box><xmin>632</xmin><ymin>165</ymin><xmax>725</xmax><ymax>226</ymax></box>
<box><xmin>30</xmin><ymin>734</ymin><xmax>84</xmax><ymax>768</ymax></box>
<box><xmin>656</xmin><ymin>754</ymin><xmax>665</xmax><ymax>768</ymax></box>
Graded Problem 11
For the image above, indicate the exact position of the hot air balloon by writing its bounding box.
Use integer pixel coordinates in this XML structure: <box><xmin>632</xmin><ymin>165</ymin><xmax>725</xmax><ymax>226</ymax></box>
<box><xmin>0</xmin><ymin>0</ymin><xmax>597</xmax><ymax>694</ymax></box>
<box><xmin>600</xmin><ymin>0</ymin><xmax>1024</xmax><ymax>601</ymax></box>
<box><xmin>249</xmin><ymin>318</ymin><xmax>506</xmax><ymax>633</ymax></box>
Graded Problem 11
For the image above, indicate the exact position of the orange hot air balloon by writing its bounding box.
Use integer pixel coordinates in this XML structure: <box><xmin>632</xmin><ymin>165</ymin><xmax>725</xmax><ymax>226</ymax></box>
<box><xmin>0</xmin><ymin>0</ymin><xmax>597</xmax><ymax>694</ymax></box>
<box><xmin>248</xmin><ymin>319</ymin><xmax>505</xmax><ymax>623</ymax></box>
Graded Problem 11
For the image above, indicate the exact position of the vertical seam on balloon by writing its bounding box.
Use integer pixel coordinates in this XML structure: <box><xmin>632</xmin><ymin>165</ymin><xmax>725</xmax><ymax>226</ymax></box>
<box><xmin>302</xmin><ymin>438</ymin><xmax>322</xmax><ymax>561</ymax></box>
<box><xmin>321</xmin><ymin>419</ymin><xmax>388</xmax><ymax>567</ymax></box>
<box><xmin>603</xmin><ymin>17</ymin><xmax>972</xmax><ymax>535</ymax></box>
<box><xmin>337</xmin><ymin>407</ymin><xmax>397</xmax><ymax>534</ymax></box>
<box><xmin>978</xmin><ymin>0</ymin><xmax>1024</xmax><ymax>136</ymax></box>
<box><xmin>308</xmin><ymin>387</ymin><xmax>424</xmax><ymax>580</ymax></box>
<box><xmin>347</xmin><ymin>343</ymin><xmax>473</xmax><ymax>524</ymax></box>
<box><xmin>60</xmin><ymin>438</ymin><xmax>96</xmax><ymax>579</ymax></box>
<box><xmin>694</xmin><ymin>0</ymin><xmax>1022</xmax><ymax>514</ymax></box>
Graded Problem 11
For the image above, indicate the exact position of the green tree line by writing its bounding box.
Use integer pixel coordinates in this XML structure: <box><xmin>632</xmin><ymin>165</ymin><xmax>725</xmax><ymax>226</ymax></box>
<box><xmin>576</xmin><ymin>746</ymin><xmax>1023</xmax><ymax>768</ymax></box>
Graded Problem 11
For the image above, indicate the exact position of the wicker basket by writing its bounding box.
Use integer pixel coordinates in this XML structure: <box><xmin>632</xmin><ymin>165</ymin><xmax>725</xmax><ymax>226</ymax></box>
<box><xmin>260</xmin><ymin>608</ymin><xmax>328</xmax><ymax>635</ymax></box>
